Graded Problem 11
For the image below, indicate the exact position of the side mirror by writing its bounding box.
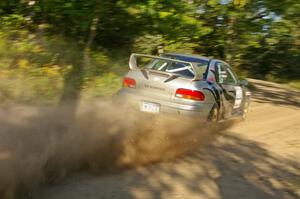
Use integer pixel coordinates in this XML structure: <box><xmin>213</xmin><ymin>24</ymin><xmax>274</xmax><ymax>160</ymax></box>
<box><xmin>240</xmin><ymin>79</ymin><xmax>248</xmax><ymax>86</ymax></box>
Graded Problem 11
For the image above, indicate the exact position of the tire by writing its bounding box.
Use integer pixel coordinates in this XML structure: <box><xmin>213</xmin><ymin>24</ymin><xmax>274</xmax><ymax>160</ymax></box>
<box><xmin>208</xmin><ymin>104</ymin><xmax>219</xmax><ymax>122</ymax></box>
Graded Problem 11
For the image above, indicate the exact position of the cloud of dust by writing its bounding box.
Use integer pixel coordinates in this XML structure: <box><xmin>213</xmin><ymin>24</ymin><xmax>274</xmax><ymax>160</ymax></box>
<box><xmin>0</xmin><ymin>101</ymin><xmax>234</xmax><ymax>198</ymax></box>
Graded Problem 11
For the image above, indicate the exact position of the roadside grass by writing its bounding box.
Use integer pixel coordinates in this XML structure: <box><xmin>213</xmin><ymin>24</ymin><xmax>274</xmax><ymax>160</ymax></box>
<box><xmin>286</xmin><ymin>80</ymin><xmax>300</xmax><ymax>90</ymax></box>
<box><xmin>0</xmin><ymin>30</ymin><xmax>125</xmax><ymax>105</ymax></box>
<box><xmin>81</xmin><ymin>72</ymin><xmax>122</xmax><ymax>100</ymax></box>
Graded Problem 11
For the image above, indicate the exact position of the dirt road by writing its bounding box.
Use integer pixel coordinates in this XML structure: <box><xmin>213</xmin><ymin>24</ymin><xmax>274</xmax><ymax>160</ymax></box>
<box><xmin>37</xmin><ymin>79</ymin><xmax>300</xmax><ymax>199</ymax></box>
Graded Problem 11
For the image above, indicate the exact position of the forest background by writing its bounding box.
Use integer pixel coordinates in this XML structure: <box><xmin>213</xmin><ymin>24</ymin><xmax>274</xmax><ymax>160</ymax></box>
<box><xmin>0</xmin><ymin>0</ymin><xmax>299</xmax><ymax>105</ymax></box>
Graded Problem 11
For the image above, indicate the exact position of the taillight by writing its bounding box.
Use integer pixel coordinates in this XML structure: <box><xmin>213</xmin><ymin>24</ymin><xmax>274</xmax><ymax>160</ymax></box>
<box><xmin>175</xmin><ymin>88</ymin><xmax>205</xmax><ymax>101</ymax></box>
<box><xmin>123</xmin><ymin>77</ymin><xmax>136</xmax><ymax>88</ymax></box>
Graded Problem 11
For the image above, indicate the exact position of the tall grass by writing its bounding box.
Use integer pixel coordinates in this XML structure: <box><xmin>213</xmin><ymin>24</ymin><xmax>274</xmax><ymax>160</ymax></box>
<box><xmin>0</xmin><ymin>29</ymin><xmax>124</xmax><ymax>105</ymax></box>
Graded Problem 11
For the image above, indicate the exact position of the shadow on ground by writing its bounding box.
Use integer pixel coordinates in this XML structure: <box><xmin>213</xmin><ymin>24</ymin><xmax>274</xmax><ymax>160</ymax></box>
<box><xmin>1</xmin><ymin>79</ymin><xmax>299</xmax><ymax>199</ymax></box>
<box><xmin>35</xmin><ymin>79</ymin><xmax>300</xmax><ymax>199</ymax></box>
<box><xmin>0</xmin><ymin>103</ymin><xmax>228</xmax><ymax>199</ymax></box>
<box><xmin>37</xmin><ymin>132</ymin><xmax>300</xmax><ymax>199</ymax></box>
<box><xmin>248</xmin><ymin>79</ymin><xmax>300</xmax><ymax>108</ymax></box>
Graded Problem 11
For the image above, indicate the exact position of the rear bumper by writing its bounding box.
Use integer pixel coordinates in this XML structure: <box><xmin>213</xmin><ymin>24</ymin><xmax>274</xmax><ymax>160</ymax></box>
<box><xmin>115</xmin><ymin>89</ymin><xmax>214</xmax><ymax>119</ymax></box>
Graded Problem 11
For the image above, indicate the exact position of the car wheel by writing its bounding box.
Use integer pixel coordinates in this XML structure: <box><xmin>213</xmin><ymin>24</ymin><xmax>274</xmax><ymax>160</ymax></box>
<box><xmin>208</xmin><ymin>104</ymin><xmax>219</xmax><ymax>122</ymax></box>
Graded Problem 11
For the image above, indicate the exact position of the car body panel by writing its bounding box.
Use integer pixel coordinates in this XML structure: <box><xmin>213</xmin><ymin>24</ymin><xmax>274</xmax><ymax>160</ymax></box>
<box><xmin>116</xmin><ymin>53</ymin><xmax>251</xmax><ymax>121</ymax></box>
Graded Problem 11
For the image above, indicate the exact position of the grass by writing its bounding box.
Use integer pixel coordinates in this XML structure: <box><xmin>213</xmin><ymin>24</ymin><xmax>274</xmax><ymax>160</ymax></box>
<box><xmin>286</xmin><ymin>81</ymin><xmax>300</xmax><ymax>90</ymax></box>
<box><xmin>0</xmin><ymin>29</ymin><xmax>128</xmax><ymax>105</ymax></box>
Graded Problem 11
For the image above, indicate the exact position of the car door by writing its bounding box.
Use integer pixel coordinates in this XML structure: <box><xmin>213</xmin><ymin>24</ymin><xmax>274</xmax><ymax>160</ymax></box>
<box><xmin>215</xmin><ymin>62</ymin><xmax>243</xmax><ymax>118</ymax></box>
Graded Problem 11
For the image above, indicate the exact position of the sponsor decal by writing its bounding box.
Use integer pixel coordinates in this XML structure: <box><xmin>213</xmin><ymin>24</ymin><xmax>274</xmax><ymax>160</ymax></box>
<box><xmin>234</xmin><ymin>86</ymin><xmax>243</xmax><ymax>108</ymax></box>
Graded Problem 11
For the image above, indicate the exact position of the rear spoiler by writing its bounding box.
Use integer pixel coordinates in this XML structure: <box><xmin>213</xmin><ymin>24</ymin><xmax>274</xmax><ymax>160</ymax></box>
<box><xmin>129</xmin><ymin>53</ymin><xmax>202</xmax><ymax>80</ymax></box>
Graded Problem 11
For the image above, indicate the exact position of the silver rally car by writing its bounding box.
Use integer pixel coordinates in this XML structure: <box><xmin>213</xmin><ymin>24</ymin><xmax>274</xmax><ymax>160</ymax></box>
<box><xmin>116</xmin><ymin>53</ymin><xmax>251</xmax><ymax>121</ymax></box>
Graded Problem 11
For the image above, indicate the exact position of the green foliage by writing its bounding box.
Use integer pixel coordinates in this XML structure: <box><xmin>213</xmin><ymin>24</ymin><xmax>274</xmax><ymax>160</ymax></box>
<box><xmin>81</xmin><ymin>72</ymin><xmax>122</xmax><ymax>99</ymax></box>
<box><xmin>0</xmin><ymin>24</ymin><xmax>120</xmax><ymax>104</ymax></box>
<box><xmin>0</xmin><ymin>0</ymin><xmax>299</xmax><ymax>104</ymax></box>
<box><xmin>287</xmin><ymin>81</ymin><xmax>300</xmax><ymax>90</ymax></box>
<box><xmin>132</xmin><ymin>34</ymin><xmax>165</xmax><ymax>54</ymax></box>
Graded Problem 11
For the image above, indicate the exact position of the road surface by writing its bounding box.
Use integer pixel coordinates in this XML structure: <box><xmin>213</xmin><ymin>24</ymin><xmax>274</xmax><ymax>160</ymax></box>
<box><xmin>37</xmin><ymin>79</ymin><xmax>300</xmax><ymax>199</ymax></box>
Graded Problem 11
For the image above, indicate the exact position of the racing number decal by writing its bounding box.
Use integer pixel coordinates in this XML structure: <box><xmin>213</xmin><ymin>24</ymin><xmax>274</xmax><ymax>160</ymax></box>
<box><xmin>234</xmin><ymin>86</ymin><xmax>243</xmax><ymax>108</ymax></box>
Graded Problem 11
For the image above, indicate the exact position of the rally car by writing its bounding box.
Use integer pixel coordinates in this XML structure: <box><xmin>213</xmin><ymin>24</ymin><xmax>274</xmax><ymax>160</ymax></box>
<box><xmin>116</xmin><ymin>53</ymin><xmax>251</xmax><ymax>121</ymax></box>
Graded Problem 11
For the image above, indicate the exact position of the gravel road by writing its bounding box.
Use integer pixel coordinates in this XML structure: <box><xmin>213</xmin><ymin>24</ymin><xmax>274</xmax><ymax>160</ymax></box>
<box><xmin>36</xmin><ymin>79</ymin><xmax>300</xmax><ymax>199</ymax></box>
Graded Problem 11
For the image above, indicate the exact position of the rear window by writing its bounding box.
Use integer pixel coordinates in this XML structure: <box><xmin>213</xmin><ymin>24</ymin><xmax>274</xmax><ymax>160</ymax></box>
<box><xmin>162</xmin><ymin>54</ymin><xmax>209</xmax><ymax>78</ymax></box>
<box><xmin>145</xmin><ymin>59</ymin><xmax>195</xmax><ymax>78</ymax></box>
<box><xmin>134</xmin><ymin>54</ymin><xmax>209</xmax><ymax>79</ymax></box>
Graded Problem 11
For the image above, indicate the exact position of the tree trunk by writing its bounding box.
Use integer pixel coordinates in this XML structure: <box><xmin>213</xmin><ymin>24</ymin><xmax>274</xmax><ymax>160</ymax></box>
<box><xmin>59</xmin><ymin>16</ymin><xmax>99</xmax><ymax>105</ymax></box>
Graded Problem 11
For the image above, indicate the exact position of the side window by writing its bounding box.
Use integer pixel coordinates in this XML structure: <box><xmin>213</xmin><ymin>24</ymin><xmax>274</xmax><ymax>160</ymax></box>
<box><xmin>206</xmin><ymin>63</ymin><xmax>217</xmax><ymax>82</ymax></box>
<box><xmin>216</xmin><ymin>62</ymin><xmax>237</xmax><ymax>85</ymax></box>
<box><xmin>226</xmin><ymin>67</ymin><xmax>238</xmax><ymax>84</ymax></box>
<box><xmin>206</xmin><ymin>69</ymin><xmax>216</xmax><ymax>82</ymax></box>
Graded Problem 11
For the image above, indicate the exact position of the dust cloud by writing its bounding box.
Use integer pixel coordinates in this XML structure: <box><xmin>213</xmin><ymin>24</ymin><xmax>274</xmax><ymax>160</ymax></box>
<box><xmin>0</xmin><ymin>101</ymin><xmax>234</xmax><ymax>199</ymax></box>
